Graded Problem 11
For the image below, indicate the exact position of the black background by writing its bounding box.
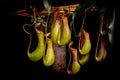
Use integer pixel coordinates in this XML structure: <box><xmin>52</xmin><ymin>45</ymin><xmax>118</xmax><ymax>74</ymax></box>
<box><xmin>4</xmin><ymin>0</ymin><xmax>119</xmax><ymax>80</ymax></box>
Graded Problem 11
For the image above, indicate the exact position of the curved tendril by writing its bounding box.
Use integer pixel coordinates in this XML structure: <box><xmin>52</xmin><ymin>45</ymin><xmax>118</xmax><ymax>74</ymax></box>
<box><xmin>22</xmin><ymin>7</ymin><xmax>37</xmax><ymax>55</ymax></box>
<box><xmin>101</xmin><ymin>16</ymin><xmax>109</xmax><ymax>35</ymax></box>
<box><xmin>72</xmin><ymin>12</ymin><xmax>87</xmax><ymax>38</ymax></box>
<box><xmin>72</xmin><ymin>19</ymin><xmax>78</xmax><ymax>38</ymax></box>
<box><xmin>67</xmin><ymin>41</ymin><xmax>73</xmax><ymax>74</ymax></box>
<box><xmin>77</xmin><ymin>13</ymin><xmax>87</xmax><ymax>54</ymax></box>
<box><xmin>22</xmin><ymin>7</ymin><xmax>37</xmax><ymax>35</ymax></box>
<box><xmin>23</xmin><ymin>23</ymin><xmax>35</xmax><ymax>54</ymax></box>
<box><xmin>79</xmin><ymin>12</ymin><xmax>86</xmax><ymax>34</ymax></box>
<box><xmin>95</xmin><ymin>14</ymin><xmax>106</xmax><ymax>61</ymax></box>
<box><xmin>22</xmin><ymin>7</ymin><xmax>37</xmax><ymax>34</ymax></box>
<box><xmin>43</xmin><ymin>10</ymin><xmax>51</xmax><ymax>57</ymax></box>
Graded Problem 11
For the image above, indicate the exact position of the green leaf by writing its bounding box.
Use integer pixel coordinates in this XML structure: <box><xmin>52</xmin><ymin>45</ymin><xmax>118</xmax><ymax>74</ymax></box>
<box><xmin>72</xmin><ymin>4</ymin><xmax>81</xmax><ymax>20</ymax></box>
<box><xmin>108</xmin><ymin>8</ymin><xmax>115</xmax><ymax>44</ymax></box>
<box><xmin>43</xmin><ymin>0</ymin><xmax>52</xmax><ymax>15</ymax></box>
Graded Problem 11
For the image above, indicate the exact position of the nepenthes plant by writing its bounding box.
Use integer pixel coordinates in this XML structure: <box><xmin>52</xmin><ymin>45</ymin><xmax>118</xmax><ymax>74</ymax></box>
<box><xmin>11</xmin><ymin>0</ymin><xmax>115</xmax><ymax>75</ymax></box>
